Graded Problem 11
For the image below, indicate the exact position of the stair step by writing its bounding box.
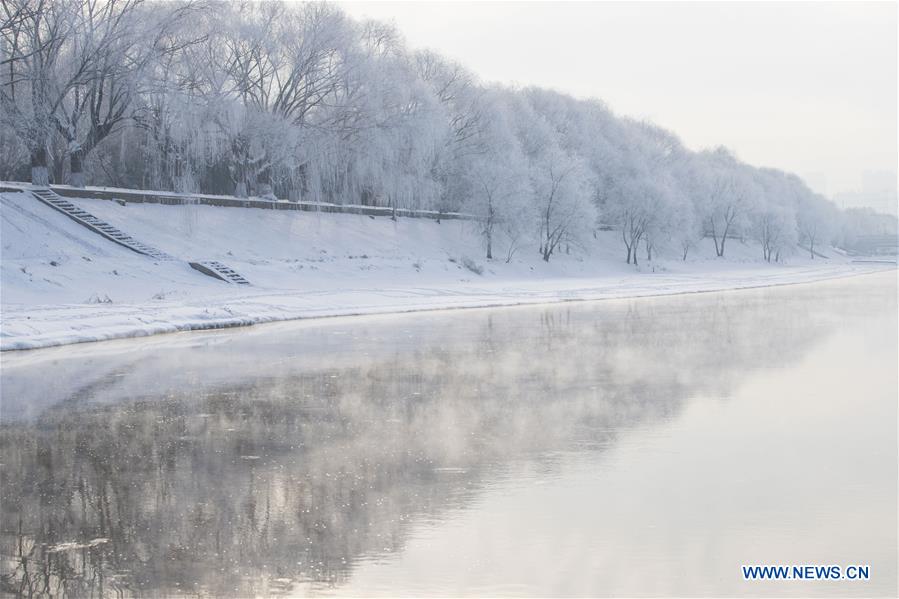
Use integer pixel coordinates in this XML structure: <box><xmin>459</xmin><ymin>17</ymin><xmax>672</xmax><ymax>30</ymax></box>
<box><xmin>31</xmin><ymin>188</ymin><xmax>172</xmax><ymax>262</ymax></box>
<box><xmin>192</xmin><ymin>261</ymin><xmax>250</xmax><ymax>285</ymax></box>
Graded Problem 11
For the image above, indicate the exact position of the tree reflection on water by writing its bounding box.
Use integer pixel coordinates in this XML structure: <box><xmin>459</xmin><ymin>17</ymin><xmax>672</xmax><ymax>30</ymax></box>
<box><xmin>1</xmin><ymin>282</ymin><xmax>866</xmax><ymax>597</ymax></box>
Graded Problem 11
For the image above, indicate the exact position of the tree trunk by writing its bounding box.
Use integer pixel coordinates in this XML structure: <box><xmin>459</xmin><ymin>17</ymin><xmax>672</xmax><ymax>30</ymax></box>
<box><xmin>709</xmin><ymin>219</ymin><xmax>720</xmax><ymax>256</ymax></box>
<box><xmin>486</xmin><ymin>201</ymin><xmax>494</xmax><ymax>260</ymax></box>
<box><xmin>257</xmin><ymin>165</ymin><xmax>274</xmax><ymax>200</ymax></box>
<box><xmin>719</xmin><ymin>223</ymin><xmax>730</xmax><ymax>257</ymax></box>
<box><xmin>52</xmin><ymin>152</ymin><xmax>66</xmax><ymax>185</ymax></box>
<box><xmin>68</xmin><ymin>149</ymin><xmax>86</xmax><ymax>188</ymax></box>
<box><xmin>30</xmin><ymin>148</ymin><xmax>49</xmax><ymax>186</ymax></box>
<box><xmin>232</xmin><ymin>137</ymin><xmax>250</xmax><ymax>198</ymax></box>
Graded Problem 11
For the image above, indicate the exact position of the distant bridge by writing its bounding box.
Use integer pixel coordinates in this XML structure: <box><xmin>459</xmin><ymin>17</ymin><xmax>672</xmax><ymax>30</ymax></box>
<box><xmin>847</xmin><ymin>234</ymin><xmax>898</xmax><ymax>256</ymax></box>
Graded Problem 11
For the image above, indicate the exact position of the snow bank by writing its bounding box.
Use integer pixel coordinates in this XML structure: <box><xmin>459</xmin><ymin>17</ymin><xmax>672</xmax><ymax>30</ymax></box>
<box><xmin>1</xmin><ymin>191</ymin><xmax>893</xmax><ymax>351</ymax></box>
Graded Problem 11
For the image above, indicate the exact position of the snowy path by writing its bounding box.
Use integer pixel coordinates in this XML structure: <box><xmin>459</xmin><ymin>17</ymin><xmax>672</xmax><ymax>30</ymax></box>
<box><xmin>1</xmin><ymin>263</ymin><xmax>891</xmax><ymax>351</ymax></box>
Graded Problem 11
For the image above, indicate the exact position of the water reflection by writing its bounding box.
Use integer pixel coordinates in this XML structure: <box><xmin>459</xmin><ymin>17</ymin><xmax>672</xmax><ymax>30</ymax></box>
<box><xmin>1</xmin><ymin>274</ymin><xmax>895</xmax><ymax>597</ymax></box>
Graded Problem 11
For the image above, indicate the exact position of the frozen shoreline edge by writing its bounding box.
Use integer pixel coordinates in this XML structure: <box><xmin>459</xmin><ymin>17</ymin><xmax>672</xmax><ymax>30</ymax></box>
<box><xmin>2</xmin><ymin>265</ymin><xmax>893</xmax><ymax>353</ymax></box>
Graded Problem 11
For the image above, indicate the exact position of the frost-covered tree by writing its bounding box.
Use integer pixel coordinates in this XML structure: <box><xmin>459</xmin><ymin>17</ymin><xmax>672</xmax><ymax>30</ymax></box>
<box><xmin>667</xmin><ymin>157</ymin><xmax>706</xmax><ymax>261</ymax></box>
<box><xmin>671</xmin><ymin>197</ymin><xmax>702</xmax><ymax>261</ymax></box>
<box><xmin>1</xmin><ymin>0</ymin><xmax>882</xmax><ymax>263</ymax></box>
<box><xmin>507</xmin><ymin>89</ymin><xmax>598</xmax><ymax>262</ymax></box>
<box><xmin>694</xmin><ymin>148</ymin><xmax>759</xmax><ymax>257</ymax></box>
<box><xmin>217</xmin><ymin>1</ymin><xmax>354</xmax><ymax>198</ymax></box>
<box><xmin>751</xmin><ymin>200</ymin><xmax>796</xmax><ymax>263</ymax></box>
<box><xmin>528</xmin><ymin>148</ymin><xmax>594</xmax><ymax>262</ymax></box>
<box><xmin>0</xmin><ymin>0</ymin><xmax>189</xmax><ymax>185</ymax></box>
<box><xmin>596</xmin><ymin>121</ymin><xmax>683</xmax><ymax>266</ymax></box>
<box><xmin>796</xmin><ymin>192</ymin><xmax>837</xmax><ymax>259</ymax></box>
<box><xmin>51</xmin><ymin>1</ymin><xmax>194</xmax><ymax>187</ymax></box>
<box><xmin>605</xmin><ymin>175</ymin><xmax>675</xmax><ymax>266</ymax></box>
<box><xmin>2</xmin><ymin>0</ymin><xmax>84</xmax><ymax>184</ymax></box>
<box><xmin>415</xmin><ymin>50</ymin><xmax>484</xmax><ymax>215</ymax></box>
<box><xmin>458</xmin><ymin>93</ymin><xmax>532</xmax><ymax>259</ymax></box>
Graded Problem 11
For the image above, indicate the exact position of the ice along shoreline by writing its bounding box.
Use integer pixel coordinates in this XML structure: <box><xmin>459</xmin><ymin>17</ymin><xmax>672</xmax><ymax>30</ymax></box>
<box><xmin>2</xmin><ymin>264</ymin><xmax>892</xmax><ymax>353</ymax></box>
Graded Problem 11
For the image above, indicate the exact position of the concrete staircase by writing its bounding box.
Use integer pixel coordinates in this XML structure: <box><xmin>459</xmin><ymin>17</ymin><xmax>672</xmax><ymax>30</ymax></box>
<box><xmin>31</xmin><ymin>187</ymin><xmax>174</xmax><ymax>261</ymax></box>
<box><xmin>189</xmin><ymin>261</ymin><xmax>251</xmax><ymax>285</ymax></box>
<box><xmin>30</xmin><ymin>187</ymin><xmax>251</xmax><ymax>285</ymax></box>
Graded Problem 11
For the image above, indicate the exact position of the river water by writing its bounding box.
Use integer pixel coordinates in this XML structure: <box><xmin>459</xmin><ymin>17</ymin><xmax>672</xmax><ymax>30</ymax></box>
<box><xmin>1</xmin><ymin>271</ymin><xmax>896</xmax><ymax>597</ymax></box>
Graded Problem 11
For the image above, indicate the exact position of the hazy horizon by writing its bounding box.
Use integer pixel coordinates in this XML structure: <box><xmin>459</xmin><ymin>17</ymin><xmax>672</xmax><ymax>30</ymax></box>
<box><xmin>339</xmin><ymin>1</ymin><xmax>898</xmax><ymax>215</ymax></box>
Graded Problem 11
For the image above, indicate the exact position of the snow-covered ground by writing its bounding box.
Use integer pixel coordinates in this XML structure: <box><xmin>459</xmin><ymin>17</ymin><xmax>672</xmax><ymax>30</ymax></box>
<box><xmin>1</xmin><ymin>190</ymin><xmax>893</xmax><ymax>351</ymax></box>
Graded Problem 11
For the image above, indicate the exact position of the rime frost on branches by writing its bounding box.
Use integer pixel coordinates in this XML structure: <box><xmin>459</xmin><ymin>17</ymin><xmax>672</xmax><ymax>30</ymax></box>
<box><xmin>2</xmin><ymin>0</ymin><xmax>887</xmax><ymax>261</ymax></box>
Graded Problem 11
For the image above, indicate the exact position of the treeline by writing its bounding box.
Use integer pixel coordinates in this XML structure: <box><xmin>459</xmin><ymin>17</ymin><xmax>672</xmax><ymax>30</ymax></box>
<box><xmin>1</xmin><ymin>0</ymin><xmax>894</xmax><ymax>262</ymax></box>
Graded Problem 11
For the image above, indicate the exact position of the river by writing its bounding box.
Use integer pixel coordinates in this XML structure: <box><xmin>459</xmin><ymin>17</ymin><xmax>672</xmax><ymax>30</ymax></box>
<box><xmin>1</xmin><ymin>271</ymin><xmax>896</xmax><ymax>597</ymax></box>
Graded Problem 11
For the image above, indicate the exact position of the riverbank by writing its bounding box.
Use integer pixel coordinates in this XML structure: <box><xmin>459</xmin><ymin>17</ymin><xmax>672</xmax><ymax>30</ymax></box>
<box><xmin>1</xmin><ymin>190</ymin><xmax>894</xmax><ymax>351</ymax></box>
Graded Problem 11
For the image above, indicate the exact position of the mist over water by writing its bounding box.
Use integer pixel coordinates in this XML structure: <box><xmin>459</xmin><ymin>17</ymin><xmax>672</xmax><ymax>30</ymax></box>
<box><xmin>1</xmin><ymin>272</ymin><xmax>896</xmax><ymax>597</ymax></box>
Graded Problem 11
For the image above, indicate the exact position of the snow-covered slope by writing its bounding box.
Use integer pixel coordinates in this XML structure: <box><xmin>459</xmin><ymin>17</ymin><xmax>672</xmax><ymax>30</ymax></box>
<box><xmin>1</xmin><ymin>191</ymin><xmax>892</xmax><ymax>350</ymax></box>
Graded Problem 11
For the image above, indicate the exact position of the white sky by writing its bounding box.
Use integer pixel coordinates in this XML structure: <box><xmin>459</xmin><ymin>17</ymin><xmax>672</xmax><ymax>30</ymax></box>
<box><xmin>338</xmin><ymin>1</ymin><xmax>898</xmax><ymax>212</ymax></box>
